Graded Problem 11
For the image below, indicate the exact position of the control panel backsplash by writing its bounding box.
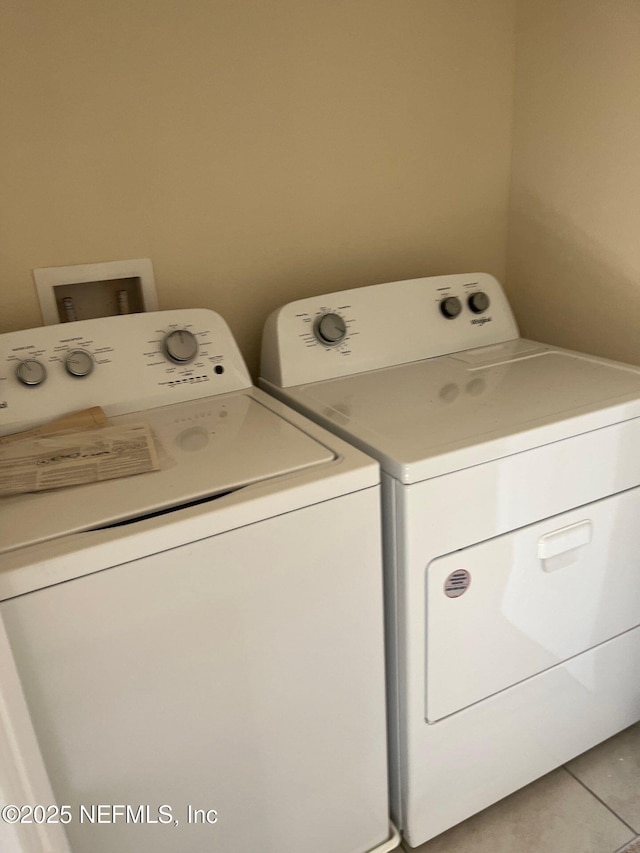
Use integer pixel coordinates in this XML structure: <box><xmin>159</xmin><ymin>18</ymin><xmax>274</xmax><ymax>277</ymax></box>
<box><xmin>0</xmin><ymin>309</ymin><xmax>252</xmax><ymax>433</ymax></box>
<box><xmin>261</xmin><ymin>273</ymin><xmax>519</xmax><ymax>387</ymax></box>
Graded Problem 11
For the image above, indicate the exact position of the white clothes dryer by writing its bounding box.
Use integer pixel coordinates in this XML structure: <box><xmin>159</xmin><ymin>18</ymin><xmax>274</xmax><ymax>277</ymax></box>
<box><xmin>260</xmin><ymin>273</ymin><xmax>640</xmax><ymax>847</ymax></box>
<box><xmin>0</xmin><ymin>309</ymin><xmax>397</xmax><ymax>853</ymax></box>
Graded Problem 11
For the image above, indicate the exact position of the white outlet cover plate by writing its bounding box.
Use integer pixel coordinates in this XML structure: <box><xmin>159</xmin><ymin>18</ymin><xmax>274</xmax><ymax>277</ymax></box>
<box><xmin>34</xmin><ymin>258</ymin><xmax>159</xmax><ymax>325</ymax></box>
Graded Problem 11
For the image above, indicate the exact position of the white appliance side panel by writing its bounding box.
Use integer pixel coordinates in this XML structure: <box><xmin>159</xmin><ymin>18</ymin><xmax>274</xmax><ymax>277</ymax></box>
<box><xmin>1</xmin><ymin>489</ymin><xmax>389</xmax><ymax>853</ymax></box>
<box><xmin>426</xmin><ymin>487</ymin><xmax>640</xmax><ymax>721</ymax></box>
<box><xmin>380</xmin><ymin>472</ymin><xmax>402</xmax><ymax>828</ymax></box>
<box><xmin>0</xmin><ymin>619</ymin><xmax>72</xmax><ymax>853</ymax></box>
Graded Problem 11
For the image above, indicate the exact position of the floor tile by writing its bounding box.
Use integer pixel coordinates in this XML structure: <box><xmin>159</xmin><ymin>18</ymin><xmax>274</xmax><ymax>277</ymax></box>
<box><xmin>400</xmin><ymin>767</ymin><xmax>633</xmax><ymax>853</ymax></box>
<box><xmin>566</xmin><ymin>723</ymin><xmax>640</xmax><ymax>833</ymax></box>
<box><xmin>616</xmin><ymin>838</ymin><xmax>640</xmax><ymax>853</ymax></box>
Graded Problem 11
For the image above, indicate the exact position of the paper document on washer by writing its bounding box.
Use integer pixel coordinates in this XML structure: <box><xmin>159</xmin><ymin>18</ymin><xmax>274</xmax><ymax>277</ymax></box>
<box><xmin>0</xmin><ymin>423</ymin><xmax>160</xmax><ymax>495</ymax></box>
<box><xmin>0</xmin><ymin>405</ymin><xmax>109</xmax><ymax>447</ymax></box>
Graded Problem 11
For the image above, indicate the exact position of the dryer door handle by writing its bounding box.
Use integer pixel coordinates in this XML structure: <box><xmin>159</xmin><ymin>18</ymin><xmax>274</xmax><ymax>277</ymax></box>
<box><xmin>538</xmin><ymin>519</ymin><xmax>592</xmax><ymax>562</ymax></box>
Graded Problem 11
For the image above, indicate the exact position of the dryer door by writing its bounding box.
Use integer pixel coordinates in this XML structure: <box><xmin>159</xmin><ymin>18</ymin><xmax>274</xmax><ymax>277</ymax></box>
<box><xmin>426</xmin><ymin>486</ymin><xmax>640</xmax><ymax>721</ymax></box>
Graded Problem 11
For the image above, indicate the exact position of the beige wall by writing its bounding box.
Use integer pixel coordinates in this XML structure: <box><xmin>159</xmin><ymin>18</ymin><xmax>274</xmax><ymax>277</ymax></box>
<box><xmin>1</xmin><ymin>0</ymin><xmax>515</xmax><ymax>376</ymax></box>
<box><xmin>507</xmin><ymin>0</ymin><xmax>640</xmax><ymax>365</ymax></box>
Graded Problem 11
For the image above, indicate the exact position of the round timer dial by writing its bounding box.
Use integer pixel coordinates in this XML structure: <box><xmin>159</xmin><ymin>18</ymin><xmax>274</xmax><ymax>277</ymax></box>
<box><xmin>314</xmin><ymin>313</ymin><xmax>347</xmax><ymax>346</ymax></box>
<box><xmin>163</xmin><ymin>329</ymin><xmax>199</xmax><ymax>364</ymax></box>
<box><xmin>16</xmin><ymin>359</ymin><xmax>47</xmax><ymax>386</ymax></box>
<box><xmin>65</xmin><ymin>349</ymin><xmax>94</xmax><ymax>378</ymax></box>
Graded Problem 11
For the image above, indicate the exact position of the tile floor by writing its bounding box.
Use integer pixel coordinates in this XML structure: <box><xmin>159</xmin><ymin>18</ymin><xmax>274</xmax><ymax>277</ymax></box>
<box><xmin>389</xmin><ymin>721</ymin><xmax>640</xmax><ymax>853</ymax></box>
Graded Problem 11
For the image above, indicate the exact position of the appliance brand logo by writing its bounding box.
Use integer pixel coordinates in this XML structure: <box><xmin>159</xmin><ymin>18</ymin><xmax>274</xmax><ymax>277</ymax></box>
<box><xmin>471</xmin><ymin>316</ymin><xmax>492</xmax><ymax>326</ymax></box>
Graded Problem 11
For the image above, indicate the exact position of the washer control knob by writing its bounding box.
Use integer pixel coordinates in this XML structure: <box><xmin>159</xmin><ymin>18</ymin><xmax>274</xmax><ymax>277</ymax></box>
<box><xmin>314</xmin><ymin>313</ymin><xmax>347</xmax><ymax>345</ymax></box>
<box><xmin>440</xmin><ymin>296</ymin><xmax>462</xmax><ymax>319</ymax></box>
<box><xmin>163</xmin><ymin>329</ymin><xmax>199</xmax><ymax>363</ymax></box>
<box><xmin>468</xmin><ymin>291</ymin><xmax>490</xmax><ymax>314</ymax></box>
<box><xmin>16</xmin><ymin>359</ymin><xmax>47</xmax><ymax>386</ymax></box>
<box><xmin>65</xmin><ymin>349</ymin><xmax>94</xmax><ymax>378</ymax></box>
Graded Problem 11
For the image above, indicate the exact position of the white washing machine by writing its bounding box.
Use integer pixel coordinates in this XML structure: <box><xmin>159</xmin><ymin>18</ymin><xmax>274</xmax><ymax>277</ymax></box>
<box><xmin>0</xmin><ymin>309</ymin><xmax>398</xmax><ymax>853</ymax></box>
<box><xmin>260</xmin><ymin>273</ymin><xmax>640</xmax><ymax>847</ymax></box>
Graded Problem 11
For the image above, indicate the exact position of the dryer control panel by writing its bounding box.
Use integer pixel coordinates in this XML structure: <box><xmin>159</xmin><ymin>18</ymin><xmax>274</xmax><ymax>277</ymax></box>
<box><xmin>261</xmin><ymin>273</ymin><xmax>520</xmax><ymax>387</ymax></box>
<box><xmin>0</xmin><ymin>310</ymin><xmax>252</xmax><ymax>435</ymax></box>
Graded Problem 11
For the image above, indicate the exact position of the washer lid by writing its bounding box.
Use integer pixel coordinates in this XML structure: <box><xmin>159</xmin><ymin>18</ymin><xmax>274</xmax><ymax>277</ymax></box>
<box><xmin>0</xmin><ymin>391</ymin><xmax>334</xmax><ymax>555</ymax></box>
<box><xmin>290</xmin><ymin>340</ymin><xmax>640</xmax><ymax>483</ymax></box>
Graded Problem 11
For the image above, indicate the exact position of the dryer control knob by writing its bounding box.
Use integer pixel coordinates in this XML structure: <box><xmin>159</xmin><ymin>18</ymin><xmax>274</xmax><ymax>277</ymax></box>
<box><xmin>440</xmin><ymin>296</ymin><xmax>462</xmax><ymax>319</ymax></box>
<box><xmin>65</xmin><ymin>349</ymin><xmax>94</xmax><ymax>378</ymax></box>
<box><xmin>163</xmin><ymin>329</ymin><xmax>199</xmax><ymax>364</ymax></box>
<box><xmin>314</xmin><ymin>313</ymin><xmax>347</xmax><ymax>345</ymax></box>
<box><xmin>468</xmin><ymin>291</ymin><xmax>490</xmax><ymax>314</ymax></box>
<box><xmin>16</xmin><ymin>359</ymin><xmax>47</xmax><ymax>386</ymax></box>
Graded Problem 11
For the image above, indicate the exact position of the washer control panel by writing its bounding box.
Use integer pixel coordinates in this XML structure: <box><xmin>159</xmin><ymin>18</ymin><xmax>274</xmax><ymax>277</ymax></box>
<box><xmin>261</xmin><ymin>273</ymin><xmax>519</xmax><ymax>387</ymax></box>
<box><xmin>0</xmin><ymin>309</ymin><xmax>252</xmax><ymax>434</ymax></box>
